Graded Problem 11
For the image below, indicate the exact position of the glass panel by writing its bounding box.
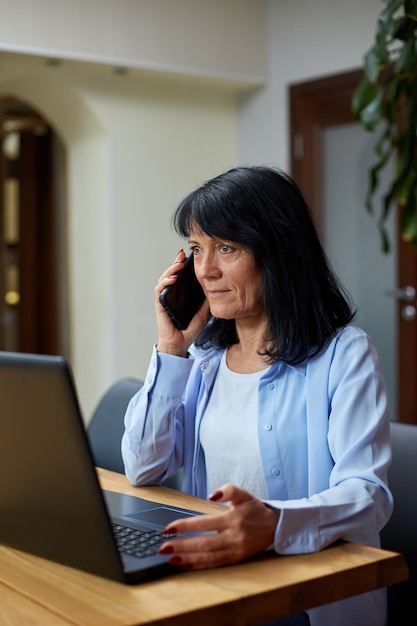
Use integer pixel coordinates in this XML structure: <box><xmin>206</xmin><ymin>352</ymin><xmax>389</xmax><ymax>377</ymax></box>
<box><xmin>5</xmin><ymin>264</ymin><xmax>20</xmax><ymax>306</ymax></box>
<box><xmin>322</xmin><ymin>122</ymin><xmax>397</xmax><ymax>419</ymax></box>
<box><xmin>3</xmin><ymin>178</ymin><xmax>20</xmax><ymax>245</ymax></box>
<box><xmin>2</xmin><ymin>131</ymin><xmax>21</xmax><ymax>161</ymax></box>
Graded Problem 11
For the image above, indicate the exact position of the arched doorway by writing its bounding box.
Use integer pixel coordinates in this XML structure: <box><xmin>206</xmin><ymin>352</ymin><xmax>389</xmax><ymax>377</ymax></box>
<box><xmin>0</xmin><ymin>97</ymin><xmax>68</xmax><ymax>355</ymax></box>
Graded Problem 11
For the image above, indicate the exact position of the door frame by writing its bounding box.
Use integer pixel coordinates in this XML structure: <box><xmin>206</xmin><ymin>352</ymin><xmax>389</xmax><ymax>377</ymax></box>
<box><xmin>289</xmin><ymin>68</ymin><xmax>417</xmax><ymax>424</ymax></box>
<box><xmin>0</xmin><ymin>98</ymin><xmax>61</xmax><ymax>355</ymax></box>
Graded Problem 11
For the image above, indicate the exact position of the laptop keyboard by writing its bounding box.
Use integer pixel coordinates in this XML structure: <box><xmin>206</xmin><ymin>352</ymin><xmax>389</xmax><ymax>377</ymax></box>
<box><xmin>112</xmin><ymin>523</ymin><xmax>175</xmax><ymax>559</ymax></box>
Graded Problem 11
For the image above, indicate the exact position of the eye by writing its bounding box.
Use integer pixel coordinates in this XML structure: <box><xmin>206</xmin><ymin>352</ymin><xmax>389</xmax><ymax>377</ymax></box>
<box><xmin>219</xmin><ymin>243</ymin><xmax>234</xmax><ymax>253</ymax></box>
<box><xmin>190</xmin><ymin>245</ymin><xmax>201</xmax><ymax>255</ymax></box>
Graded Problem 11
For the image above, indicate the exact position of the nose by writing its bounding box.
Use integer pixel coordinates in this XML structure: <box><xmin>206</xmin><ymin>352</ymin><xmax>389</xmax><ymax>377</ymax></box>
<box><xmin>195</xmin><ymin>251</ymin><xmax>221</xmax><ymax>280</ymax></box>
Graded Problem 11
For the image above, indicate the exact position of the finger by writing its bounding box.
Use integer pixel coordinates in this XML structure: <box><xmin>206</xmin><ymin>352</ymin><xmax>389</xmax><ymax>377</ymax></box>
<box><xmin>159</xmin><ymin>530</ymin><xmax>225</xmax><ymax>555</ymax></box>
<box><xmin>162</xmin><ymin>511</ymin><xmax>228</xmax><ymax>536</ymax></box>
<box><xmin>158</xmin><ymin>529</ymin><xmax>242</xmax><ymax>568</ymax></box>
<box><xmin>156</xmin><ymin>249</ymin><xmax>186</xmax><ymax>284</ymax></box>
<box><xmin>168</xmin><ymin>546</ymin><xmax>237</xmax><ymax>570</ymax></box>
<box><xmin>159</xmin><ymin>531</ymin><xmax>246</xmax><ymax>570</ymax></box>
<box><xmin>208</xmin><ymin>483</ymin><xmax>253</xmax><ymax>506</ymax></box>
<box><xmin>174</xmin><ymin>248</ymin><xmax>186</xmax><ymax>263</ymax></box>
<box><xmin>168</xmin><ymin>550</ymin><xmax>239</xmax><ymax>571</ymax></box>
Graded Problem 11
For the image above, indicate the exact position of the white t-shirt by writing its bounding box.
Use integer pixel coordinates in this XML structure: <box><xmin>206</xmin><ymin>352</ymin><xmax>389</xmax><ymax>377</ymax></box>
<box><xmin>200</xmin><ymin>350</ymin><xmax>268</xmax><ymax>499</ymax></box>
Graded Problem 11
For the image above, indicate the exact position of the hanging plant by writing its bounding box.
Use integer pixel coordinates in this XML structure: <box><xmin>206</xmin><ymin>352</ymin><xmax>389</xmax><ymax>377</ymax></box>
<box><xmin>352</xmin><ymin>0</ymin><xmax>417</xmax><ymax>253</ymax></box>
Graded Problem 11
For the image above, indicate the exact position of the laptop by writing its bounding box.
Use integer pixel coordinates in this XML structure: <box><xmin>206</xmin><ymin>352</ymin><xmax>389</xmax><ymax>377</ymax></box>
<box><xmin>0</xmin><ymin>351</ymin><xmax>202</xmax><ymax>584</ymax></box>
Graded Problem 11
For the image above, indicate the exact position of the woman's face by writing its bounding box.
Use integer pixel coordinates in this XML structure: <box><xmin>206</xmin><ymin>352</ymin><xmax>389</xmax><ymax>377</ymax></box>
<box><xmin>189</xmin><ymin>228</ymin><xmax>264</xmax><ymax>322</ymax></box>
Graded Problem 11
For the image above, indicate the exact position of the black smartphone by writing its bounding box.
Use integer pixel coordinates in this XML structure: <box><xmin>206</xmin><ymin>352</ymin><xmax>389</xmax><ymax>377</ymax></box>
<box><xmin>159</xmin><ymin>252</ymin><xmax>206</xmax><ymax>330</ymax></box>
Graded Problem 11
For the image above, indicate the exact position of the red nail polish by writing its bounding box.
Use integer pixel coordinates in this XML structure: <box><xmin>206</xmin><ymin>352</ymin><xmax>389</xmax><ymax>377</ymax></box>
<box><xmin>208</xmin><ymin>490</ymin><xmax>223</xmax><ymax>501</ymax></box>
<box><xmin>158</xmin><ymin>545</ymin><xmax>174</xmax><ymax>555</ymax></box>
<box><xmin>169</xmin><ymin>555</ymin><xmax>182</xmax><ymax>565</ymax></box>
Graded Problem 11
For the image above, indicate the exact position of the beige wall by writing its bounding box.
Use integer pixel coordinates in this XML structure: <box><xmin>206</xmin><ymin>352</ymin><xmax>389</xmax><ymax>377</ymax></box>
<box><xmin>0</xmin><ymin>51</ymin><xmax>246</xmax><ymax>419</ymax></box>
<box><xmin>0</xmin><ymin>0</ymin><xmax>266</xmax><ymax>83</ymax></box>
<box><xmin>0</xmin><ymin>1</ymin><xmax>267</xmax><ymax>418</ymax></box>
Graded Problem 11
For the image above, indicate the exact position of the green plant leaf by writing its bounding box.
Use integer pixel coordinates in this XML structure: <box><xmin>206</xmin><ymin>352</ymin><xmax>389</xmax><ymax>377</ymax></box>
<box><xmin>395</xmin><ymin>36</ymin><xmax>416</xmax><ymax>72</ymax></box>
<box><xmin>397</xmin><ymin>169</ymin><xmax>416</xmax><ymax>204</ymax></box>
<box><xmin>380</xmin><ymin>225</ymin><xmax>391</xmax><ymax>253</ymax></box>
<box><xmin>352</xmin><ymin>76</ymin><xmax>377</xmax><ymax>117</ymax></box>
<box><xmin>375</xmin><ymin>125</ymin><xmax>392</xmax><ymax>157</ymax></box>
<box><xmin>382</xmin><ymin>182</ymin><xmax>396</xmax><ymax>223</ymax></box>
<box><xmin>386</xmin><ymin>75</ymin><xmax>405</xmax><ymax>105</ymax></box>
<box><xmin>401</xmin><ymin>188</ymin><xmax>417</xmax><ymax>242</ymax></box>
<box><xmin>405</xmin><ymin>0</ymin><xmax>417</xmax><ymax>19</ymax></box>
<box><xmin>359</xmin><ymin>86</ymin><xmax>384</xmax><ymax>129</ymax></box>
<box><xmin>392</xmin><ymin>15</ymin><xmax>417</xmax><ymax>40</ymax></box>
<box><xmin>367</xmin><ymin>161</ymin><xmax>387</xmax><ymax>212</ymax></box>
<box><xmin>363</xmin><ymin>46</ymin><xmax>387</xmax><ymax>82</ymax></box>
<box><xmin>376</xmin><ymin>0</ymin><xmax>404</xmax><ymax>40</ymax></box>
<box><xmin>353</xmin><ymin>0</ymin><xmax>417</xmax><ymax>253</ymax></box>
<box><xmin>365</xmin><ymin>126</ymin><xmax>393</xmax><ymax>213</ymax></box>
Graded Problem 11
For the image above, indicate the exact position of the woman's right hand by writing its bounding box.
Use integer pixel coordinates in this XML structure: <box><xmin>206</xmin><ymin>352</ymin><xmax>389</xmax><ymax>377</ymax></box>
<box><xmin>155</xmin><ymin>249</ymin><xmax>210</xmax><ymax>357</ymax></box>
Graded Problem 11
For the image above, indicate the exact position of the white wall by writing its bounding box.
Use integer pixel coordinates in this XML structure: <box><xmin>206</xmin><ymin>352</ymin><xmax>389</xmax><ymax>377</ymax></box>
<box><xmin>239</xmin><ymin>0</ymin><xmax>381</xmax><ymax>169</ymax></box>
<box><xmin>0</xmin><ymin>0</ymin><xmax>383</xmax><ymax>421</ymax></box>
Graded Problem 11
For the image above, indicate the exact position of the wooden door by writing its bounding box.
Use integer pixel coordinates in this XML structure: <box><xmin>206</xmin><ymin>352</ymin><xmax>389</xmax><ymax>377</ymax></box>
<box><xmin>290</xmin><ymin>69</ymin><xmax>417</xmax><ymax>424</ymax></box>
<box><xmin>0</xmin><ymin>98</ymin><xmax>60</xmax><ymax>355</ymax></box>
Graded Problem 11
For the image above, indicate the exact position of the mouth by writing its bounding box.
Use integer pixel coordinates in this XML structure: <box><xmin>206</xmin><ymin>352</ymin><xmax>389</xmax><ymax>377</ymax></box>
<box><xmin>206</xmin><ymin>289</ymin><xmax>229</xmax><ymax>297</ymax></box>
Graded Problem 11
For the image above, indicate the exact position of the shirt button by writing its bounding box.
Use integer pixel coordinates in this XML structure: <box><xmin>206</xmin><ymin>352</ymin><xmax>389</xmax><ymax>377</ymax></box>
<box><xmin>267</xmin><ymin>382</ymin><xmax>274</xmax><ymax>390</ymax></box>
<box><xmin>264</xmin><ymin>424</ymin><xmax>272</xmax><ymax>431</ymax></box>
<box><xmin>271</xmin><ymin>467</ymin><xmax>280</xmax><ymax>476</ymax></box>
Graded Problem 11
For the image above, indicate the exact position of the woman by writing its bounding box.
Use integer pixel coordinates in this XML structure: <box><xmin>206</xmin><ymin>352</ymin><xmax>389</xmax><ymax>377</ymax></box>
<box><xmin>122</xmin><ymin>166</ymin><xmax>393</xmax><ymax>626</ymax></box>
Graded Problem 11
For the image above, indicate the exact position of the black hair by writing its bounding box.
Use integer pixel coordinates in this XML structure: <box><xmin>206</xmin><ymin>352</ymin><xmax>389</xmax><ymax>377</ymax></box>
<box><xmin>173</xmin><ymin>165</ymin><xmax>355</xmax><ymax>364</ymax></box>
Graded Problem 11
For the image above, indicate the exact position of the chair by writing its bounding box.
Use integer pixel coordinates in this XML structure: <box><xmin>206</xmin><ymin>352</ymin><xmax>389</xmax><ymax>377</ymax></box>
<box><xmin>87</xmin><ymin>377</ymin><xmax>144</xmax><ymax>474</ymax></box>
<box><xmin>87</xmin><ymin>377</ymin><xmax>182</xmax><ymax>489</ymax></box>
<box><xmin>380</xmin><ymin>420</ymin><xmax>417</xmax><ymax>625</ymax></box>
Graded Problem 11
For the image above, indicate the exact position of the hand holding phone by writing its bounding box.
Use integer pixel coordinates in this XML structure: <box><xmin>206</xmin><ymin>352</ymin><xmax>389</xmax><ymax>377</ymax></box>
<box><xmin>159</xmin><ymin>253</ymin><xmax>206</xmax><ymax>330</ymax></box>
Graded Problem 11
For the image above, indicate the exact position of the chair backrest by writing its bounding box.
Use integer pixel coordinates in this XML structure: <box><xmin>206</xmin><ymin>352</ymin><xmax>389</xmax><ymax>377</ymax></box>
<box><xmin>87</xmin><ymin>377</ymin><xmax>143</xmax><ymax>474</ymax></box>
<box><xmin>380</xmin><ymin>420</ymin><xmax>417</xmax><ymax>624</ymax></box>
<box><xmin>87</xmin><ymin>377</ymin><xmax>183</xmax><ymax>490</ymax></box>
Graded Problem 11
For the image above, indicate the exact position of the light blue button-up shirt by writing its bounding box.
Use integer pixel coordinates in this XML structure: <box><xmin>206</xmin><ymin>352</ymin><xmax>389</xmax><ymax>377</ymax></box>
<box><xmin>122</xmin><ymin>325</ymin><xmax>393</xmax><ymax>626</ymax></box>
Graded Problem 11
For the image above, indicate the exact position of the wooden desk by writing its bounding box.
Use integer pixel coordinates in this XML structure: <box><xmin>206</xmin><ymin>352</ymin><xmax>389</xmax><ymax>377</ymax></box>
<box><xmin>0</xmin><ymin>468</ymin><xmax>408</xmax><ymax>626</ymax></box>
